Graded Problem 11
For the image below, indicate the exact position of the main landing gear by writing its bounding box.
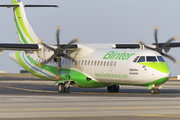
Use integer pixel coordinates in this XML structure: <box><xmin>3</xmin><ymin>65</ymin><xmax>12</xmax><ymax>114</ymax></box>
<box><xmin>57</xmin><ymin>82</ymin><xmax>70</xmax><ymax>93</ymax></box>
<box><xmin>107</xmin><ymin>85</ymin><xmax>119</xmax><ymax>93</ymax></box>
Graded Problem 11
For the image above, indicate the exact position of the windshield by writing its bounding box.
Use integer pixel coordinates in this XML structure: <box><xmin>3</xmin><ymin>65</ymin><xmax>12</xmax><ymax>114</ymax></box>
<box><xmin>157</xmin><ymin>56</ymin><xmax>165</xmax><ymax>62</ymax></box>
<box><xmin>137</xmin><ymin>56</ymin><xmax>145</xmax><ymax>63</ymax></box>
<box><xmin>146</xmin><ymin>56</ymin><xmax>157</xmax><ymax>62</ymax></box>
<box><xmin>133</xmin><ymin>56</ymin><xmax>139</xmax><ymax>63</ymax></box>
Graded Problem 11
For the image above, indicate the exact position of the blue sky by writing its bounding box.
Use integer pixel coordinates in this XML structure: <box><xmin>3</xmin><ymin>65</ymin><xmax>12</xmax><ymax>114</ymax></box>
<box><xmin>0</xmin><ymin>0</ymin><xmax>180</xmax><ymax>76</ymax></box>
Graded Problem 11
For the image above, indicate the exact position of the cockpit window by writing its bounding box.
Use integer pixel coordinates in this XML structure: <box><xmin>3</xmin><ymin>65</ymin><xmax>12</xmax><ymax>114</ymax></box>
<box><xmin>133</xmin><ymin>56</ymin><xmax>139</xmax><ymax>63</ymax></box>
<box><xmin>157</xmin><ymin>56</ymin><xmax>165</xmax><ymax>62</ymax></box>
<box><xmin>138</xmin><ymin>56</ymin><xmax>145</xmax><ymax>63</ymax></box>
<box><xmin>146</xmin><ymin>56</ymin><xmax>157</xmax><ymax>62</ymax></box>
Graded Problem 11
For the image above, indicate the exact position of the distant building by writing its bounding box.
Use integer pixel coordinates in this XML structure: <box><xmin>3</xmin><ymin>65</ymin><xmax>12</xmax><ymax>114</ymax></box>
<box><xmin>20</xmin><ymin>70</ymin><xmax>29</xmax><ymax>74</ymax></box>
<box><xmin>177</xmin><ymin>75</ymin><xmax>180</xmax><ymax>80</ymax></box>
<box><xmin>0</xmin><ymin>71</ymin><xmax>6</xmax><ymax>73</ymax></box>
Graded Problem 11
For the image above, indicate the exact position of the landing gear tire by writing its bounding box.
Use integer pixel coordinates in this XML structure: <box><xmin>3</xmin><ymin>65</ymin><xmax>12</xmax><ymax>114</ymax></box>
<box><xmin>107</xmin><ymin>85</ymin><xmax>119</xmax><ymax>93</ymax></box>
<box><xmin>114</xmin><ymin>85</ymin><xmax>119</xmax><ymax>92</ymax></box>
<box><xmin>151</xmin><ymin>88</ymin><xmax>160</xmax><ymax>94</ymax></box>
<box><xmin>58</xmin><ymin>83</ymin><xmax>65</xmax><ymax>93</ymax></box>
<box><xmin>57</xmin><ymin>83</ymin><xmax>70</xmax><ymax>93</ymax></box>
<box><xmin>151</xmin><ymin>88</ymin><xmax>156</xmax><ymax>94</ymax></box>
<box><xmin>155</xmin><ymin>88</ymin><xmax>160</xmax><ymax>94</ymax></box>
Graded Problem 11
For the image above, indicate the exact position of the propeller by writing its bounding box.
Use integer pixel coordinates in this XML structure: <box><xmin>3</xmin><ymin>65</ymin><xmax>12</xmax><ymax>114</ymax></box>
<box><xmin>138</xmin><ymin>26</ymin><xmax>178</xmax><ymax>65</ymax></box>
<box><xmin>38</xmin><ymin>26</ymin><xmax>81</xmax><ymax>79</ymax></box>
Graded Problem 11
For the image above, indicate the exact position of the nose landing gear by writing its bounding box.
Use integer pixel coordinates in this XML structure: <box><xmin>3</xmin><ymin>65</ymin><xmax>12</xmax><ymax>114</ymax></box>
<box><xmin>151</xmin><ymin>88</ymin><xmax>160</xmax><ymax>94</ymax></box>
<box><xmin>150</xmin><ymin>85</ymin><xmax>161</xmax><ymax>94</ymax></box>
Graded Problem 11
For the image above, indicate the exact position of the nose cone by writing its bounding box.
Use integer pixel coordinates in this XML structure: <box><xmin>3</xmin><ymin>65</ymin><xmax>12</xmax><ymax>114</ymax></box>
<box><xmin>139</xmin><ymin>62</ymin><xmax>170</xmax><ymax>85</ymax></box>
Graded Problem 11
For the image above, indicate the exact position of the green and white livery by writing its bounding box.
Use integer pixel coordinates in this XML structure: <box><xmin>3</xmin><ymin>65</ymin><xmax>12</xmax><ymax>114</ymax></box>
<box><xmin>0</xmin><ymin>0</ymin><xmax>179</xmax><ymax>94</ymax></box>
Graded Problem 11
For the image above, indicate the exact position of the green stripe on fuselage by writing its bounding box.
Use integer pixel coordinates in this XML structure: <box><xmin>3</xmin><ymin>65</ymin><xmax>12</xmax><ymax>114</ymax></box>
<box><xmin>15</xmin><ymin>52</ymin><xmax>52</xmax><ymax>80</ymax></box>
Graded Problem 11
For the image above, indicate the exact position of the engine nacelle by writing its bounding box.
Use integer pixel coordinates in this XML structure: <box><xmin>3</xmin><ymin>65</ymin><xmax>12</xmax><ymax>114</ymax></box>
<box><xmin>37</xmin><ymin>44</ymin><xmax>55</xmax><ymax>60</ymax></box>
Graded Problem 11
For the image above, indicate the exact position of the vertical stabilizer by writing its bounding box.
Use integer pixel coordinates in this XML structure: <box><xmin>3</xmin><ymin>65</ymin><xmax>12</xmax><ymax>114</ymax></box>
<box><xmin>12</xmin><ymin>0</ymin><xmax>39</xmax><ymax>44</ymax></box>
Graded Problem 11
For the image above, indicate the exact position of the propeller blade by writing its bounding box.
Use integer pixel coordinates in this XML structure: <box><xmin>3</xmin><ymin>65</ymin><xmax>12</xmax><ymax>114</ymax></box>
<box><xmin>62</xmin><ymin>54</ymin><xmax>76</xmax><ymax>63</ymax></box>
<box><xmin>55</xmin><ymin>57</ymin><xmax>61</xmax><ymax>80</ymax></box>
<box><xmin>63</xmin><ymin>38</ymin><xmax>81</xmax><ymax>50</ymax></box>
<box><xmin>57</xmin><ymin>57</ymin><xmax>61</xmax><ymax>75</ymax></box>
<box><xmin>56</xmin><ymin>26</ymin><xmax>61</xmax><ymax>49</ymax></box>
<box><xmin>161</xmin><ymin>53</ymin><xmax>178</xmax><ymax>65</ymax></box>
<box><xmin>154</xmin><ymin>26</ymin><xmax>159</xmax><ymax>49</ymax></box>
<box><xmin>161</xmin><ymin>36</ymin><xmax>178</xmax><ymax>49</ymax></box>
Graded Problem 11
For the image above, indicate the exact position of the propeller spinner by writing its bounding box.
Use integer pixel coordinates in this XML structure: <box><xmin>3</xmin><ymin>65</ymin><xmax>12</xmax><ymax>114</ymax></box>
<box><xmin>138</xmin><ymin>26</ymin><xmax>178</xmax><ymax>65</ymax></box>
<box><xmin>38</xmin><ymin>26</ymin><xmax>80</xmax><ymax>79</ymax></box>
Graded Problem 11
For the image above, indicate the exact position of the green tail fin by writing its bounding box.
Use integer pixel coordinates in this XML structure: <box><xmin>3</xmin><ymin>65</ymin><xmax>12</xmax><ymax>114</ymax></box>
<box><xmin>12</xmin><ymin>0</ymin><xmax>39</xmax><ymax>44</ymax></box>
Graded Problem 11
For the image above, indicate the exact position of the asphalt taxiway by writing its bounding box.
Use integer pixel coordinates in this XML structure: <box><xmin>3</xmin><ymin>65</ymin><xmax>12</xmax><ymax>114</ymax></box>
<box><xmin>0</xmin><ymin>74</ymin><xmax>180</xmax><ymax>120</ymax></box>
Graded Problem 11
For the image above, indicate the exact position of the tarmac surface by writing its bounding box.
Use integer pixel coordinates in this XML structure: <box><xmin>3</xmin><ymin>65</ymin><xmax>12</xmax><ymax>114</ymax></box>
<box><xmin>0</xmin><ymin>74</ymin><xmax>180</xmax><ymax>120</ymax></box>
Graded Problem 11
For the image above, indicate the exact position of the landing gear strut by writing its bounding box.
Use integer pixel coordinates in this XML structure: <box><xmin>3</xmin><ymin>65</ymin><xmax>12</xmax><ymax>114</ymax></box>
<box><xmin>107</xmin><ymin>85</ymin><xmax>119</xmax><ymax>93</ymax></box>
<box><xmin>57</xmin><ymin>82</ymin><xmax>70</xmax><ymax>93</ymax></box>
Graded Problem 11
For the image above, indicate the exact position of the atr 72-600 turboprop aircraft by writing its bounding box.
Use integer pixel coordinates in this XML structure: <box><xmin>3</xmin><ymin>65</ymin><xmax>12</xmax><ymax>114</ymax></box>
<box><xmin>1</xmin><ymin>0</ymin><xmax>180</xmax><ymax>94</ymax></box>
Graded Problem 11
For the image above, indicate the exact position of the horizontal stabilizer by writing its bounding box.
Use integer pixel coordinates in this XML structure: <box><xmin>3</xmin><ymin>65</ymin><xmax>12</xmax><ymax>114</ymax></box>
<box><xmin>24</xmin><ymin>5</ymin><xmax>59</xmax><ymax>8</ymax></box>
<box><xmin>0</xmin><ymin>5</ymin><xmax>58</xmax><ymax>8</ymax></box>
<box><xmin>0</xmin><ymin>5</ymin><xmax>19</xmax><ymax>8</ymax></box>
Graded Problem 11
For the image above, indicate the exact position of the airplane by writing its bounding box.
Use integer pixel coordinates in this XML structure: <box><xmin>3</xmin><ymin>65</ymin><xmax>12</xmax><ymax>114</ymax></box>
<box><xmin>0</xmin><ymin>0</ymin><xmax>180</xmax><ymax>94</ymax></box>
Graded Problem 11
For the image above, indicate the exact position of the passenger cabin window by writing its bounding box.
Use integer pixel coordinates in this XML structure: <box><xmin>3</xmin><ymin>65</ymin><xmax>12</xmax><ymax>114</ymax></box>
<box><xmin>88</xmin><ymin>60</ymin><xmax>90</xmax><ymax>65</ymax></box>
<box><xmin>97</xmin><ymin>61</ymin><xmax>100</xmax><ymax>66</ymax></box>
<box><xmin>138</xmin><ymin>56</ymin><xmax>145</xmax><ymax>63</ymax></box>
<box><xmin>81</xmin><ymin>60</ymin><xmax>84</xmax><ymax>65</ymax></box>
<box><xmin>110</xmin><ymin>61</ymin><xmax>113</xmax><ymax>66</ymax></box>
<box><xmin>100</xmin><ymin>61</ymin><xmax>103</xmax><ymax>66</ymax></box>
<box><xmin>114</xmin><ymin>61</ymin><xmax>116</xmax><ymax>67</ymax></box>
<box><xmin>94</xmin><ymin>61</ymin><xmax>97</xmax><ymax>66</ymax></box>
<box><xmin>91</xmin><ymin>61</ymin><xmax>93</xmax><ymax>66</ymax></box>
<box><xmin>85</xmin><ymin>60</ymin><xmax>87</xmax><ymax>65</ymax></box>
<box><xmin>146</xmin><ymin>56</ymin><xmax>157</xmax><ymax>62</ymax></box>
<box><xmin>157</xmin><ymin>56</ymin><xmax>165</xmax><ymax>62</ymax></box>
<box><xmin>107</xmin><ymin>61</ymin><xmax>109</xmax><ymax>66</ymax></box>
<box><xmin>62</xmin><ymin>59</ymin><xmax>65</xmax><ymax>64</ymax></box>
<box><xmin>104</xmin><ymin>61</ymin><xmax>106</xmax><ymax>66</ymax></box>
<box><xmin>133</xmin><ymin>56</ymin><xmax>139</xmax><ymax>63</ymax></box>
